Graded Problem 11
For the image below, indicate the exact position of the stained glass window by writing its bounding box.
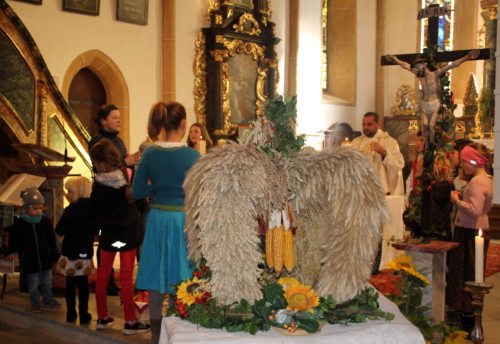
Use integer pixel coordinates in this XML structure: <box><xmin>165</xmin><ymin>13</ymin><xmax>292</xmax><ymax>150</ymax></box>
<box><xmin>420</xmin><ymin>0</ymin><xmax>455</xmax><ymax>52</ymax></box>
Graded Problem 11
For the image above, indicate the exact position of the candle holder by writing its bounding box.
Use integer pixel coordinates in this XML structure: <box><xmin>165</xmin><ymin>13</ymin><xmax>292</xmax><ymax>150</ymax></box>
<box><xmin>464</xmin><ymin>281</ymin><xmax>494</xmax><ymax>344</ymax></box>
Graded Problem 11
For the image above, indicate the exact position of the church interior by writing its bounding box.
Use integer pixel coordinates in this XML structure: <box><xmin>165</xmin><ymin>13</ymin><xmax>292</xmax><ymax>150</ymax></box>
<box><xmin>1</xmin><ymin>0</ymin><xmax>500</xmax><ymax>343</ymax></box>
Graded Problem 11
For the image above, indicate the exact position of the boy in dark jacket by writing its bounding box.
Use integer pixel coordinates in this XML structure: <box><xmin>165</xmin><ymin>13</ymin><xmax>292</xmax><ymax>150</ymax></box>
<box><xmin>6</xmin><ymin>187</ymin><xmax>60</xmax><ymax>312</ymax></box>
<box><xmin>56</xmin><ymin>177</ymin><xmax>97</xmax><ymax>324</ymax></box>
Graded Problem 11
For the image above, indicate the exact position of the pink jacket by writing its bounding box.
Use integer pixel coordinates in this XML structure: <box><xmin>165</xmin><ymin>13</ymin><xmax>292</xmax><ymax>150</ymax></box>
<box><xmin>455</xmin><ymin>174</ymin><xmax>493</xmax><ymax>229</ymax></box>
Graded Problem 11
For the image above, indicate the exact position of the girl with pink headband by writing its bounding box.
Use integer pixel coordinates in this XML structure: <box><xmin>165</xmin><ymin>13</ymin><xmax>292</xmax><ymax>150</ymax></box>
<box><xmin>446</xmin><ymin>142</ymin><xmax>493</xmax><ymax>335</ymax></box>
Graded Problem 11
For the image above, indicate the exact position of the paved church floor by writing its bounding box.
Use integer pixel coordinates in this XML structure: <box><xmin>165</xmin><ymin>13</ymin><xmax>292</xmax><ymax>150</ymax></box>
<box><xmin>0</xmin><ymin>272</ymin><xmax>499</xmax><ymax>343</ymax></box>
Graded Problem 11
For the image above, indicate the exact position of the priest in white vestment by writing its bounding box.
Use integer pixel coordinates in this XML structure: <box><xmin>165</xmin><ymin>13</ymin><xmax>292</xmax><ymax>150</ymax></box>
<box><xmin>352</xmin><ymin>112</ymin><xmax>405</xmax><ymax>196</ymax></box>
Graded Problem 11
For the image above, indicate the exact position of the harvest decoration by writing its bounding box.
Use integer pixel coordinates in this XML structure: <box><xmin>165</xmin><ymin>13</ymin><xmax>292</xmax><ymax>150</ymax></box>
<box><xmin>170</xmin><ymin>266</ymin><xmax>394</xmax><ymax>335</ymax></box>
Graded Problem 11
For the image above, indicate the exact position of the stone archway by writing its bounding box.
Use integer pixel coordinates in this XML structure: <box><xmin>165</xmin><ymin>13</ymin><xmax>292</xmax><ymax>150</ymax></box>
<box><xmin>61</xmin><ymin>50</ymin><xmax>130</xmax><ymax>149</ymax></box>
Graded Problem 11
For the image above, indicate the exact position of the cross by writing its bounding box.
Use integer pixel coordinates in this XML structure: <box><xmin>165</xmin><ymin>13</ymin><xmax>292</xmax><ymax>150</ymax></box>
<box><xmin>382</xmin><ymin>4</ymin><xmax>490</xmax><ymax>66</ymax></box>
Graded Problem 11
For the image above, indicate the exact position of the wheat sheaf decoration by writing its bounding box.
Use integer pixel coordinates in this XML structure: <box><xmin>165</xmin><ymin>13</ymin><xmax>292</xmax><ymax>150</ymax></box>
<box><xmin>184</xmin><ymin>96</ymin><xmax>389</xmax><ymax>305</ymax></box>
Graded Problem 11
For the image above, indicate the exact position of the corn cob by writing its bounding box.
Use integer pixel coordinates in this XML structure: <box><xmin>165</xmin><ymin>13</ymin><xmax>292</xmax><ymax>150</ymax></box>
<box><xmin>265</xmin><ymin>227</ymin><xmax>274</xmax><ymax>269</ymax></box>
<box><xmin>273</xmin><ymin>225</ymin><xmax>285</xmax><ymax>273</ymax></box>
<box><xmin>283</xmin><ymin>228</ymin><xmax>294</xmax><ymax>272</ymax></box>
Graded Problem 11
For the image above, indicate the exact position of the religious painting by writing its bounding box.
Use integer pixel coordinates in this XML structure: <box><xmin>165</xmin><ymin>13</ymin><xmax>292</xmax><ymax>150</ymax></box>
<box><xmin>226</xmin><ymin>0</ymin><xmax>254</xmax><ymax>9</ymax></box>
<box><xmin>12</xmin><ymin>0</ymin><xmax>42</xmax><ymax>4</ymax></box>
<box><xmin>0</xmin><ymin>30</ymin><xmax>35</xmax><ymax>133</ymax></box>
<box><xmin>62</xmin><ymin>0</ymin><xmax>100</xmax><ymax>16</ymax></box>
<box><xmin>117</xmin><ymin>0</ymin><xmax>149</xmax><ymax>25</ymax></box>
<box><xmin>195</xmin><ymin>3</ymin><xmax>278</xmax><ymax>138</ymax></box>
<box><xmin>228</xmin><ymin>54</ymin><xmax>257</xmax><ymax>124</ymax></box>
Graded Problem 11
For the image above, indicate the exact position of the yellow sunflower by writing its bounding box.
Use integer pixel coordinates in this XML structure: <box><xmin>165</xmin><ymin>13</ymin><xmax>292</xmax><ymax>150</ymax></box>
<box><xmin>444</xmin><ymin>330</ymin><xmax>468</xmax><ymax>344</ymax></box>
<box><xmin>386</xmin><ymin>254</ymin><xmax>414</xmax><ymax>270</ymax></box>
<box><xmin>387</xmin><ymin>255</ymin><xmax>429</xmax><ymax>285</ymax></box>
<box><xmin>400</xmin><ymin>266</ymin><xmax>430</xmax><ymax>285</ymax></box>
<box><xmin>278</xmin><ymin>276</ymin><xmax>300</xmax><ymax>290</ymax></box>
<box><xmin>176</xmin><ymin>276</ymin><xmax>203</xmax><ymax>306</ymax></box>
<box><xmin>284</xmin><ymin>283</ymin><xmax>319</xmax><ymax>313</ymax></box>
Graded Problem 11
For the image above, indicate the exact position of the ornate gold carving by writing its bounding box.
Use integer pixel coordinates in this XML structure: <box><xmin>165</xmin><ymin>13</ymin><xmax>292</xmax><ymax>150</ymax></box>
<box><xmin>37</xmin><ymin>81</ymin><xmax>48</xmax><ymax>146</ymax></box>
<box><xmin>408</xmin><ymin>120</ymin><xmax>419</xmax><ymax>133</ymax></box>
<box><xmin>228</xmin><ymin>8</ymin><xmax>233</xmax><ymax>18</ymax></box>
<box><xmin>214</xmin><ymin>61</ymin><xmax>238</xmax><ymax>135</ymax></box>
<box><xmin>455</xmin><ymin>120</ymin><xmax>466</xmax><ymax>140</ymax></box>
<box><xmin>223</xmin><ymin>39</ymin><xmax>265</xmax><ymax>61</ymax></box>
<box><xmin>211</xmin><ymin>49</ymin><xmax>230</xmax><ymax>62</ymax></box>
<box><xmin>390</xmin><ymin>85</ymin><xmax>418</xmax><ymax>116</ymax></box>
<box><xmin>463</xmin><ymin>73</ymin><xmax>479</xmax><ymax>117</ymax></box>
<box><xmin>215</xmin><ymin>14</ymin><xmax>223</xmax><ymax>25</ymax></box>
<box><xmin>208</xmin><ymin>0</ymin><xmax>220</xmax><ymax>18</ymax></box>
<box><xmin>233</xmin><ymin>13</ymin><xmax>262</xmax><ymax>36</ymax></box>
<box><xmin>256</xmin><ymin>66</ymin><xmax>267</xmax><ymax>118</ymax></box>
<box><xmin>194</xmin><ymin>32</ymin><xmax>208</xmax><ymax>126</ymax></box>
<box><xmin>216</xmin><ymin>35</ymin><xmax>225</xmax><ymax>44</ymax></box>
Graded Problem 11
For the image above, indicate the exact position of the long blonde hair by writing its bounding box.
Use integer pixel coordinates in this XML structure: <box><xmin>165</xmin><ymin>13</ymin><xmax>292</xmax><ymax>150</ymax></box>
<box><xmin>65</xmin><ymin>177</ymin><xmax>92</xmax><ymax>200</ymax></box>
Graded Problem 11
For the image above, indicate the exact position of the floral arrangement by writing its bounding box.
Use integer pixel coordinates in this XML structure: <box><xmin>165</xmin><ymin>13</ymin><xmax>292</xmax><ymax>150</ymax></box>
<box><xmin>170</xmin><ymin>264</ymin><xmax>394</xmax><ymax>335</ymax></box>
<box><xmin>371</xmin><ymin>254</ymin><xmax>467</xmax><ymax>344</ymax></box>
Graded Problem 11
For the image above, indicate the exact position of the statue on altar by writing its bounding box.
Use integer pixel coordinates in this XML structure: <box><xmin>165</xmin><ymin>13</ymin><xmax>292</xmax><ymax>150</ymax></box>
<box><xmin>385</xmin><ymin>50</ymin><xmax>479</xmax><ymax>146</ymax></box>
<box><xmin>183</xmin><ymin>96</ymin><xmax>389</xmax><ymax>306</ymax></box>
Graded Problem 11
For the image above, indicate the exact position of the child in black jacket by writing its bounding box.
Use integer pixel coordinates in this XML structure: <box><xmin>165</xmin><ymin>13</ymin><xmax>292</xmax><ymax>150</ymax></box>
<box><xmin>7</xmin><ymin>187</ymin><xmax>60</xmax><ymax>313</ymax></box>
<box><xmin>56</xmin><ymin>177</ymin><xmax>97</xmax><ymax>324</ymax></box>
<box><xmin>89</xmin><ymin>139</ymin><xmax>149</xmax><ymax>335</ymax></box>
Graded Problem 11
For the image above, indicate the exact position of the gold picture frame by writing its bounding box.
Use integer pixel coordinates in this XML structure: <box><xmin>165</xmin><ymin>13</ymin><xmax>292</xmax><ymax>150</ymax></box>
<box><xmin>195</xmin><ymin>36</ymin><xmax>278</xmax><ymax>136</ymax></box>
<box><xmin>117</xmin><ymin>0</ymin><xmax>149</xmax><ymax>26</ymax></box>
<box><xmin>62</xmin><ymin>0</ymin><xmax>100</xmax><ymax>16</ymax></box>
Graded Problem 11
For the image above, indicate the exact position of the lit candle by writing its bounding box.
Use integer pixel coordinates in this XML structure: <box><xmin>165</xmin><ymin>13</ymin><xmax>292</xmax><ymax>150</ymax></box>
<box><xmin>196</xmin><ymin>137</ymin><xmax>206</xmax><ymax>155</ymax></box>
<box><xmin>341</xmin><ymin>137</ymin><xmax>352</xmax><ymax>147</ymax></box>
<box><xmin>475</xmin><ymin>229</ymin><xmax>484</xmax><ymax>283</ymax></box>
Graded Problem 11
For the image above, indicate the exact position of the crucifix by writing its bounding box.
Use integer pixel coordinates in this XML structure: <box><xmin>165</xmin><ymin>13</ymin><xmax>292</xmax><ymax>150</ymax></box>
<box><xmin>382</xmin><ymin>4</ymin><xmax>490</xmax><ymax>147</ymax></box>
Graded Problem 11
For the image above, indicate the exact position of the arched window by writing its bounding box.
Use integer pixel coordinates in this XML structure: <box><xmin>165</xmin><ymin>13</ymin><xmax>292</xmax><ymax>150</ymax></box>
<box><xmin>321</xmin><ymin>0</ymin><xmax>356</xmax><ymax>104</ymax></box>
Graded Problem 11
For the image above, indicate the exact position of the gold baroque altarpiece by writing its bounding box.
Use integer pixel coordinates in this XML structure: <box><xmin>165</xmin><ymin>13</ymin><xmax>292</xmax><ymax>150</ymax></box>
<box><xmin>195</xmin><ymin>0</ymin><xmax>279</xmax><ymax>138</ymax></box>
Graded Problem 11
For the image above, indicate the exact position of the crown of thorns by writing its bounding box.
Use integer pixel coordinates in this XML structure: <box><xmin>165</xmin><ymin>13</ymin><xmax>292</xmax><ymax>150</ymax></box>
<box><xmin>410</xmin><ymin>57</ymin><xmax>428</xmax><ymax>69</ymax></box>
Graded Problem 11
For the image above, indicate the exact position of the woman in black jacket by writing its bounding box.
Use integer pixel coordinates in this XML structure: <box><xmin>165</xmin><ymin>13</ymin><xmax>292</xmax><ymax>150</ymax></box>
<box><xmin>56</xmin><ymin>177</ymin><xmax>97</xmax><ymax>324</ymax></box>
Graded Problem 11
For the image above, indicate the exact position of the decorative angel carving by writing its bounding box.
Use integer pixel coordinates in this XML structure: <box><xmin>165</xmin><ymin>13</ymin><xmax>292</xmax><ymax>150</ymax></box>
<box><xmin>184</xmin><ymin>98</ymin><xmax>389</xmax><ymax>306</ymax></box>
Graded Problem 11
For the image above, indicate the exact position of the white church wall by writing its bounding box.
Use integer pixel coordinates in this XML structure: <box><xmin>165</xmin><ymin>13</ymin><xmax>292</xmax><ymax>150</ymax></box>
<box><xmin>382</xmin><ymin>0</ymin><xmax>418</xmax><ymax>118</ymax></box>
<box><xmin>6</xmin><ymin>0</ymin><xmax>162</xmax><ymax>152</ymax></box>
<box><xmin>176</xmin><ymin>0</ymin><xmax>206</xmax><ymax>130</ymax></box>
<box><xmin>295</xmin><ymin>0</ymin><xmax>378</xmax><ymax>149</ymax></box>
<box><xmin>271</xmin><ymin>0</ymin><xmax>287</xmax><ymax>95</ymax></box>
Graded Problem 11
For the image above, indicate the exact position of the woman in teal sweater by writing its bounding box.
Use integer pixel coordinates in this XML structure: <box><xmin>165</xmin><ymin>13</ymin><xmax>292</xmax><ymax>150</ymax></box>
<box><xmin>132</xmin><ymin>101</ymin><xmax>200</xmax><ymax>343</ymax></box>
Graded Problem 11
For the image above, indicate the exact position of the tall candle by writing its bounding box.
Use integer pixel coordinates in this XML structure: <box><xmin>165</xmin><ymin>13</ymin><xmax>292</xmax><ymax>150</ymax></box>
<box><xmin>475</xmin><ymin>228</ymin><xmax>484</xmax><ymax>283</ymax></box>
<box><xmin>197</xmin><ymin>138</ymin><xmax>206</xmax><ymax>155</ymax></box>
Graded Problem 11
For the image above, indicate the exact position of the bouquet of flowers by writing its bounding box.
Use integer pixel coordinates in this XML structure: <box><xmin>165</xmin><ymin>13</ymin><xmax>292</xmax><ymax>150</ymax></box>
<box><xmin>372</xmin><ymin>254</ymin><xmax>467</xmax><ymax>343</ymax></box>
<box><xmin>170</xmin><ymin>264</ymin><xmax>394</xmax><ymax>335</ymax></box>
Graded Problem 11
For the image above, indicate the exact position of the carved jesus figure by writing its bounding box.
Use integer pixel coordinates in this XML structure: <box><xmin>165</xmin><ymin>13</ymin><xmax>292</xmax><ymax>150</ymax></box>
<box><xmin>385</xmin><ymin>50</ymin><xmax>479</xmax><ymax>146</ymax></box>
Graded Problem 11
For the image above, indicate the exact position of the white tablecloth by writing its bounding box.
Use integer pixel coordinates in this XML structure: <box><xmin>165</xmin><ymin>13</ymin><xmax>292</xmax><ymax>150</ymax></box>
<box><xmin>380</xmin><ymin>195</ymin><xmax>405</xmax><ymax>269</ymax></box>
<box><xmin>159</xmin><ymin>291</ymin><xmax>425</xmax><ymax>344</ymax></box>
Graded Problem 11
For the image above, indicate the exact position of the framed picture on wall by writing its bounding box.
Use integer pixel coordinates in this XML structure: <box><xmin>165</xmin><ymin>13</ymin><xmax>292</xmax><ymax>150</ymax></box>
<box><xmin>117</xmin><ymin>0</ymin><xmax>149</xmax><ymax>26</ymax></box>
<box><xmin>12</xmin><ymin>0</ymin><xmax>42</xmax><ymax>4</ymax></box>
<box><xmin>62</xmin><ymin>0</ymin><xmax>100</xmax><ymax>16</ymax></box>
